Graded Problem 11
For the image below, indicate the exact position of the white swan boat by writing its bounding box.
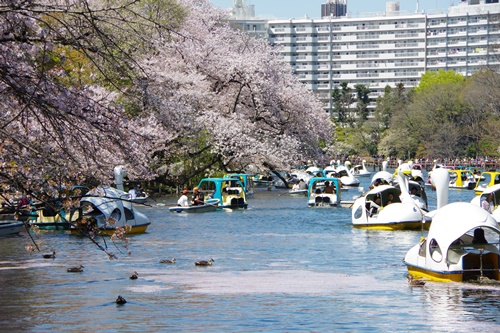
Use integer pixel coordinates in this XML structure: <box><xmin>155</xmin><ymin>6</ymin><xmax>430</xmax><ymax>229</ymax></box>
<box><xmin>351</xmin><ymin>168</ymin><xmax>424</xmax><ymax>230</ymax></box>
<box><xmin>404</xmin><ymin>202</ymin><xmax>500</xmax><ymax>282</ymax></box>
<box><xmin>114</xmin><ymin>165</ymin><xmax>149</xmax><ymax>203</ymax></box>
<box><xmin>71</xmin><ymin>186</ymin><xmax>151</xmax><ymax>235</ymax></box>
<box><xmin>352</xmin><ymin>160</ymin><xmax>372</xmax><ymax>178</ymax></box>
<box><xmin>326</xmin><ymin>162</ymin><xmax>360</xmax><ymax>187</ymax></box>
<box><xmin>471</xmin><ymin>184</ymin><xmax>500</xmax><ymax>222</ymax></box>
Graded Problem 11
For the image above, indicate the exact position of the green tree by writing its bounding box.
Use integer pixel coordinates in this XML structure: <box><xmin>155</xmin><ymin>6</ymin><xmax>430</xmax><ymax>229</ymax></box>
<box><xmin>331</xmin><ymin>82</ymin><xmax>354</xmax><ymax>124</ymax></box>
<box><xmin>414</xmin><ymin>69</ymin><xmax>465</xmax><ymax>93</ymax></box>
<box><xmin>378</xmin><ymin>74</ymin><xmax>470</xmax><ymax>159</ymax></box>
<box><xmin>354</xmin><ymin>84</ymin><xmax>371</xmax><ymax>122</ymax></box>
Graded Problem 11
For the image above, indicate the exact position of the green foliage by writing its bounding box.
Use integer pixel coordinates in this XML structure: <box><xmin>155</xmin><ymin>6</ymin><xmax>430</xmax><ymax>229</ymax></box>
<box><xmin>331</xmin><ymin>82</ymin><xmax>354</xmax><ymax>124</ymax></box>
<box><xmin>414</xmin><ymin>69</ymin><xmax>465</xmax><ymax>93</ymax></box>
<box><xmin>375</xmin><ymin>69</ymin><xmax>500</xmax><ymax>159</ymax></box>
<box><xmin>354</xmin><ymin>84</ymin><xmax>370</xmax><ymax>121</ymax></box>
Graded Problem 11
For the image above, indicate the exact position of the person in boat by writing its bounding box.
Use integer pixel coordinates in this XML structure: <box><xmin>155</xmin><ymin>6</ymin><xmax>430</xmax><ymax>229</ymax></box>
<box><xmin>128</xmin><ymin>187</ymin><xmax>137</xmax><ymax>200</ymax></box>
<box><xmin>136</xmin><ymin>184</ymin><xmax>145</xmax><ymax>197</ymax></box>
<box><xmin>18</xmin><ymin>194</ymin><xmax>31</xmax><ymax>208</ymax></box>
<box><xmin>298</xmin><ymin>179</ymin><xmax>307</xmax><ymax>190</ymax></box>
<box><xmin>323</xmin><ymin>181</ymin><xmax>334</xmax><ymax>194</ymax></box>
<box><xmin>191</xmin><ymin>187</ymin><xmax>204</xmax><ymax>206</ymax></box>
<box><xmin>410</xmin><ymin>187</ymin><xmax>419</xmax><ymax>197</ymax></box>
<box><xmin>472</xmin><ymin>228</ymin><xmax>488</xmax><ymax>244</ymax></box>
<box><xmin>291</xmin><ymin>181</ymin><xmax>300</xmax><ymax>191</ymax></box>
<box><xmin>369</xmin><ymin>179</ymin><xmax>381</xmax><ymax>190</ymax></box>
<box><xmin>481</xmin><ymin>193</ymin><xmax>494</xmax><ymax>213</ymax></box>
<box><xmin>369</xmin><ymin>196</ymin><xmax>381</xmax><ymax>217</ymax></box>
<box><xmin>177</xmin><ymin>189</ymin><xmax>189</xmax><ymax>207</ymax></box>
<box><xmin>386</xmin><ymin>193</ymin><xmax>394</xmax><ymax>205</ymax></box>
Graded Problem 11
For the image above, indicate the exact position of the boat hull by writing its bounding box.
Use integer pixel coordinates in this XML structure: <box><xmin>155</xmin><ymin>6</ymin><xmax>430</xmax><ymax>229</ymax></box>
<box><xmin>71</xmin><ymin>223</ymin><xmax>150</xmax><ymax>236</ymax></box>
<box><xmin>289</xmin><ymin>189</ymin><xmax>307</xmax><ymax>197</ymax></box>
<box><xmin>169</xmin><ymin>199</ymin><xmax>220</xmax><ymax>213</ymax></box>
<box><xmin>352</xmin><ymin>196</ymin><xmax>424</xmax><ymax>231</ymax></box>
<box><xmin>352</xmin><ymin>221</ymin><xmax>426</xmax><ymax>231</ymax></box>
<box><xmin>0</xmin><ymin>221</ymin><xmax>24</xmax><ymax>236</ymax></box>
<box><xmin>406</xmin><ymin>264</ymin><xmax>463</xmax><ymax>282</ymax></box>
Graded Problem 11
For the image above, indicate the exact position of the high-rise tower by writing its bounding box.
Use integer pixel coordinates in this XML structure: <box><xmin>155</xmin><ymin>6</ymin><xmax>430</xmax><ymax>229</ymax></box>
<box><xmin>321</xmin><ymin>0</ymin><xmax>347</xmax><ymax>18</ymax></box>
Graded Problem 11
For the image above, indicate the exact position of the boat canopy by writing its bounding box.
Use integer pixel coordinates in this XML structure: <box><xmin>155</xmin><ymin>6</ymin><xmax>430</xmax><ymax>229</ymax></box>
<box><xmin>370</xmin><ymin>171</ymin><xmax>393</xmax><ymax>185</ymax></box>
<box><xmin>427</xmin><ymin>202</ymin><xmax>499</xmax><ymax>253</ymax></box>
<box><xmin>81</xmin><ymin>187</ymin><xmax>130</xmax><ymax>220</ymax></box>
<box><xmin>365</xmin><ymin>185</ymin><xmax>401</xmax><ymax>206</ymax></box>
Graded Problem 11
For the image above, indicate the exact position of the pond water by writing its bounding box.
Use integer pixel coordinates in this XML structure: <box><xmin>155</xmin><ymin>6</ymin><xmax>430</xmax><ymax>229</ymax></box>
<box><xmin>1</xmin><ymin>173</ymin><xmax>500</xmax><ymax>332</ymax></box>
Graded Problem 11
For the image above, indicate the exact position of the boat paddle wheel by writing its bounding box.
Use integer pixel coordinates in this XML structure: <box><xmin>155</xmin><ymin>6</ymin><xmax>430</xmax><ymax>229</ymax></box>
<box><xmin>314</xmin><ymin>196</ymin><xmax>332</xmax><ymax>206</ymax></box>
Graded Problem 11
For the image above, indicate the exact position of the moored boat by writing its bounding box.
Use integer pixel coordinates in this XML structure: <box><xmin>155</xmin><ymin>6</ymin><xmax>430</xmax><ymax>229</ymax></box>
<box><xmin>169</xmin><ymin>199</ymin><xmax>220</xmax><ymax>213</ymax></box>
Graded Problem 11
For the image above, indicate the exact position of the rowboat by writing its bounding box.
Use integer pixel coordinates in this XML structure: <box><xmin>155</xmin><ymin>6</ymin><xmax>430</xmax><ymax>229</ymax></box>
<box><xmin>0</xmin><ymin>215</ymin><xmax>24</xmax><ymax>236</ymax></box>
<box><xmin>169</xmin><ymin>199</ymin><xmax>220</xmax><ymax>213</ymax></box>
<box><xmin>289</xmin><ymin>189</ymin><xmax>308</xmax><ymax>197</ymax></box>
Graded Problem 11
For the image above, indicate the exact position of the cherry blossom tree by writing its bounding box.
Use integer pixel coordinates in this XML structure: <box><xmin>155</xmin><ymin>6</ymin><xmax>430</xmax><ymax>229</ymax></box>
<box><xmin>0</xmin><ymin>0</ymin><xmax>187</xmax><ymax>202</ymax></box>
<box><xmin>1</xmin><ymin>0</ymin><xmax>333</xmax><ymax>198</ymax></box>
<box><xmin>131</xmin><ymin>0</ymin><xmax>333</xmax><ymax>184</ymax></box>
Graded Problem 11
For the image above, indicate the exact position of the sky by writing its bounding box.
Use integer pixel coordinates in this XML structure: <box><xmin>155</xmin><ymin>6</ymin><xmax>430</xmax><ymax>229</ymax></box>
<box><xmin>209</xmin><ymin>1</ymin><xmax>456</xmax><ymax>19</ymax></box>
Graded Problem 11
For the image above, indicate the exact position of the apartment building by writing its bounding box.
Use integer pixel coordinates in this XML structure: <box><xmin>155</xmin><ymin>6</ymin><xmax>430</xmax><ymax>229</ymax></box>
<box><xmin>229</xmin><ymin>1</ymin><xmax>500</xmax><ymax>115</ymax></box>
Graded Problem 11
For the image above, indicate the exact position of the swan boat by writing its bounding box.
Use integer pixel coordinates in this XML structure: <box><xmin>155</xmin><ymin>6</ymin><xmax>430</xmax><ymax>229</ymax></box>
<box><xmin>471</xmin><ymin>184</ymin><xmax>500</xmax><ymax>222</ymax></box>
<box><xmin>352</xmin><ymin>160</ymin><xmax>372</xmax><ymax>178</ymax></box>
<box><xmin>351</xmin><ymin>185</ymin><xmax>424</xmax><ymax>230</ymax></box>
<box><xmin>197</xmin><ymin>178</ymin><xmax>248</xmax><ymax>209</ymax></box>
<box><xmin>307</xmin><ymin>177</ymin><xmax>342</xmax><ymax>207</ymax></box>
<box><xmin>28</xmin><ymin>185</ymin><xmax>88</xmax><ymax>230</ymax></box>
<box><xmin>71</xmin><ymin>186</ymin><xmax>151</xmax><ymax>236</ymax></box>
<box><xmin>404</xmin><ymin>202</ymin><xmax>500</xmax><ymax>282</ymax></box>
<box><xmin>169</xmin><ymin>198</ymin><xmax>220</xmax><ymax>213</ymax></box>
<box><xmin>351</xmin><ymin>169</ymin><xmax>424</xmax><ymax>230</ymax></box>
<box><xmin>325</xmin><ymin>163</ymin><xmax>360</xmax><ymax>187</ymax></box>
<box><xmin>473</xmin><ymin>171</ymin><xmax>500</xmax><ymax>195</ymax></box>
<box><xmin>114</xmin><ymin>165</ymin><xmax>149</xmax><ymax>203</ymax></box>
